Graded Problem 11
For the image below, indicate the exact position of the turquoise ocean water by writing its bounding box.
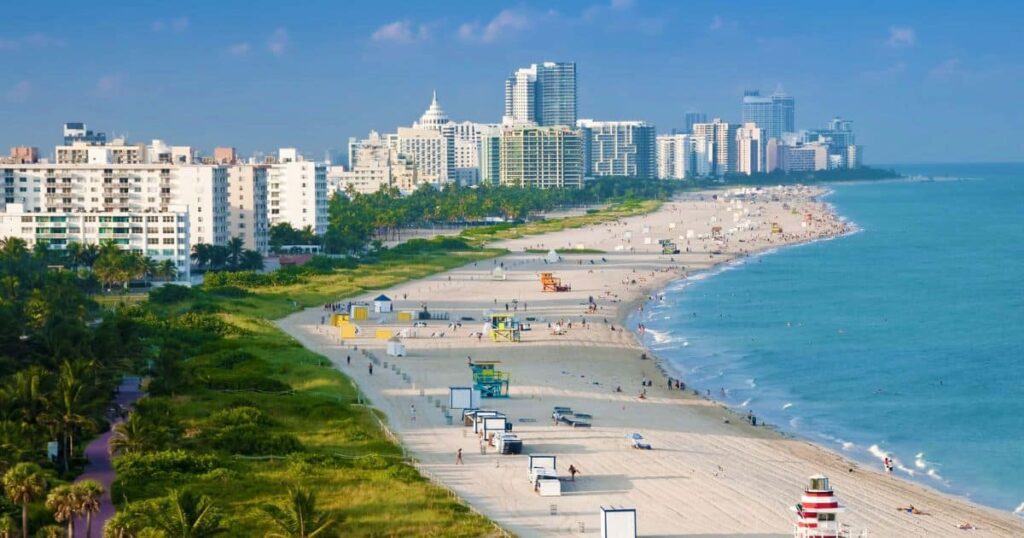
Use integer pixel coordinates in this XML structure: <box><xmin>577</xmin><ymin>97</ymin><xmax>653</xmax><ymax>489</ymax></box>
<box><xmin>636</xmin><ymin>164</ymin><xmax>1023</xmax><ymax>513</ymax></box>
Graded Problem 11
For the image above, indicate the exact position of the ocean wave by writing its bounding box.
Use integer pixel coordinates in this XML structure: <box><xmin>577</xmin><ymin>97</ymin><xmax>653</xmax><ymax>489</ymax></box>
<box><xmin>782</xmin><ymin>402</ymin><xmax>794</xmax><ymax>410</ymax></box>
<box><xmin>1013</xmin><ymin>502</ymin><xmax>1024</xmax><ymax>517</ymax></box>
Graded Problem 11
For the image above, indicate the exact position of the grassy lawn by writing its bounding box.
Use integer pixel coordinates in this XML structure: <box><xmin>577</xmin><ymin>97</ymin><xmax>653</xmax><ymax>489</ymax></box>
<box><xmin>460</xmin><ymin>199</ymin><xmax>661</xmax><ymax>244</ymax></box>
<box><xmin>114</xmin><ymin>199</ymin><xmax>664</xmax><ymax>536</ymax></box>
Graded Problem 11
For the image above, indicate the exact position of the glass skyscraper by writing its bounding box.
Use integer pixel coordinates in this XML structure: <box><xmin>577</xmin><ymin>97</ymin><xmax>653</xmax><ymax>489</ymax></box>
<box><xmin>504</xmin><ymin>62</ymin><xmax>577</xmax><ymax>127</ymax></box>
<box><xmin>741</xmin><ymin>90</ymin><xmax>795</xmax><ymax>140</ymax></box>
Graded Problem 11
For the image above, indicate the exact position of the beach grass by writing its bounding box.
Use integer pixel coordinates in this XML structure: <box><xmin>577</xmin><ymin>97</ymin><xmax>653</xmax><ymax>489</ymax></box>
<box><xmin>460</xmin><ymin>199</ymin><xmax>661</xmax><ymax>245</ymax></box>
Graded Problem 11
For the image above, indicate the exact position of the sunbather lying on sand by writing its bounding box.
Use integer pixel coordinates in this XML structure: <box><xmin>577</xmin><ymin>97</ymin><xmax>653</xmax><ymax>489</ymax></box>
<box><xmin>897</xmin><ymin>505</ymin><xmax>931</xmax><ymax>515</ymax></box>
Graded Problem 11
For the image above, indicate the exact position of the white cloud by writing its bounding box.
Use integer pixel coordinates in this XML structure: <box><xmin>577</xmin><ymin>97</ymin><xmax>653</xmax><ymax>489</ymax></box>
<box><xmin>371</xmin><ymin>20</ymin><xmax>430</xmax><ymax>44</ymax></box>
<box><xmin>929</xmin><ymin>57</ymin><xmax>961</xmax><ymax>79</ymax></box>
<box><xmin>93</xmin><ymin>74</ymin><xmax>123</xmax><ymax>97</ymax></box>
<box><xmin>458</xmin><ymin>8</ymin><xmax>532</xmax><ymax>43</ymax></box>
<box><xmin>0</xmin><ymin>33</ymin><xmax>65</xmax><ymax>50</ymax></box>
<box><xmin>228</xmin><ymin>42</ymin><xmax>251</xmax><ymax>56</ymax></box>
<box><xmin>6</xmin><ymin>80</ymin><xmax>31</xmax><ymax>102</ymax></box>
<box><xmin>886</xmin><ymin>26</ymin><xmax>916</xmax><ymax>48</ymax></box>
<box><xmin>267</xmin><ymin>28</ymin><xmax>289</xmax><ymax>56</ymax></box>
<box><xmin>171</xmin><ymin>17</ymin><xmax>190</xmax><ymax>32</ymax></box>
<box><xmin>153</xmin><ymin>17</ymin><xmax>190</xmax><ymax>33</ymax></box>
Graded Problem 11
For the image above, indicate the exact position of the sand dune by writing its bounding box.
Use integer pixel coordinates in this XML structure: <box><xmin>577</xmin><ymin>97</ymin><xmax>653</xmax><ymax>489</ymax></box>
<box><xmin>279</xmin><ymin>187</ymin><xmax>1023</xmax><ymax>537</ymax></box>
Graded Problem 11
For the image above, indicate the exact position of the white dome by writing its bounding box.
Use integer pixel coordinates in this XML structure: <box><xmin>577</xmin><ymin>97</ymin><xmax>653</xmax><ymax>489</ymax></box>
<box><xmin>416</xmin><ymin>90</ymin><xmax>449</xmax><ymax>130</ymax></box>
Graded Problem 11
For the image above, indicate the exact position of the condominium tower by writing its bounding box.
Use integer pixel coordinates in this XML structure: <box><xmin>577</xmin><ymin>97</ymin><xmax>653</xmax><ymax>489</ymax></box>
<box><xmin>497</xmin><ymin>125</ymin><xmax>583</xmax><ymax>189</ymax></box>
<box><xmin>741</xmin><ymin>90</ymin><xmax>795</xmax><ymax>140</ymax></box>
<box><xmin>577</xmin><ymin>120</ymin><xmax>656</xmax><ymax>179</ymax></box>
<box><xmin>504</xmin><ymin>62</ymin><xmax>577</xmax><ymax>127</ymax></box>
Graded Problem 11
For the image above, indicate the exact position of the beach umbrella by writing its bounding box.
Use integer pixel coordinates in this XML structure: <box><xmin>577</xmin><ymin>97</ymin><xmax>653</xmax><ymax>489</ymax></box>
<box><xmin>626</xmin><ymin>432</ymin><xmax>644</xmax><ymax>440</ymax></box>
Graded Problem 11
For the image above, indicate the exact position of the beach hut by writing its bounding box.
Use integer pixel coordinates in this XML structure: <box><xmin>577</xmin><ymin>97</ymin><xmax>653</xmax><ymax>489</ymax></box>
<box><xmin>600</xmin><ymin>507</ymin><xmax>637</xmax><ymax>538</ymax></box>
<box><xmin>397</xmin><ymin>310</ymin><xmax>415</xmax><ymax>322</ymax></box>
<box><xmin>350</xmin><ymin>305</ymin><xmax>369</xmax><ymax>321</ymax></box>
<box><xmin>545</xmin><ymin>249</ymin><xmax>560</xmax><ymax>264</ymax></box>
<box><xmin>448</xmin><ymin>386</ymin><xmax>480</xmax><ymax>410</ymax></box>
<box><xmin>792</xmin><ymin>475</ymin><xmax>846</xmax><ymax>538</ymax></box>
<box><xmin>373</xmin><ymin>294</ymin><xmax>393</xmax><ymax>313</ymax></box>
<box><xmin>375</xmin><ymin>329</ymin><xmax>392</xmax><ymax>341</ymax></box>
<box><xmin>338</xmin><ymin>322</ymin><xmax>359</xmax><ymax>339</ymax></box>
<box><xmin>385</xmin><ymin>337</ymin><xmax>405</xmax><ymax>357</ymax></box>
<box><xmin>492</xmin><ymin>266</ymin><xmax>507</xmax><ymax>280</ymax></box>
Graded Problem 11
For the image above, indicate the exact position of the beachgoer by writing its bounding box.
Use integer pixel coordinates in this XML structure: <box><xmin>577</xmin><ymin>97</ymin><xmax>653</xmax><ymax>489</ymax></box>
<box><xmin>410</xmin><ymin>404</ymin><xmax>416</xmax><ymax>421</ymax></box>
<box><xmin>346</xmin><ymin>355</ymin><xmax>351</xmax><ymax>365</ymax></box>
<box><xmin>368</xmin><ymin>363</ymin><xmax>373</xmax><ymax>375</ymax></box>
<box><xmin>456</xmin><ymin>448</ymin><xmax>463</xmax><ymax>465</ymax></box>
<box><xmin>568</xmin><ymin>465</ymin><xmax>579</xmax><ymax>481</ymax></box>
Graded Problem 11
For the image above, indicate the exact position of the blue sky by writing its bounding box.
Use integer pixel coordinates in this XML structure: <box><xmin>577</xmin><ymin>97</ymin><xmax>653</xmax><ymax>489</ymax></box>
<box><xmin>1</xmin><ymin>0</ymin><xmax>1022</xmax><ymax>164</ymax></box>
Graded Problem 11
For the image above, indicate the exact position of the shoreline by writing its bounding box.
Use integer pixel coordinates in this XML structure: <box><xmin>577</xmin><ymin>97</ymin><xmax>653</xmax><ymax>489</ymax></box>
<box><xmin>278</xmin><ymin>186</ymin><xmax>1023</xmax><ymax>537</ymax></box>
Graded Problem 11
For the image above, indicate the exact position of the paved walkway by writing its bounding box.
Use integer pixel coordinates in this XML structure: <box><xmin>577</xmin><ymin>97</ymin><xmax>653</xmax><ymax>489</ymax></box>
<box><xmin>73</xmin><ymin>377</ymin><xmax>143</xmax><ymax>538</ymax></box>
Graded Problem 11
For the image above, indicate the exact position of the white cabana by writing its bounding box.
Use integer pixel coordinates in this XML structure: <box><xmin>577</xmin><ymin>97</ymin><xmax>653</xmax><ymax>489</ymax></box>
<box><xmin>600</xmin><ymin>507</ymin><xmax>637</xmax><ymax>538</ymax></box>
<box><xmin>386</xmin><ymin>337</ymin><xmax>405</xmax><ymax>357</ymax></box>
<box><xmin>492</xmin><ymin>266</ymin><xmax>507</xmax><ymax>280</ymax></box>
<box><xmin>373</xmin><ymin>294</ymin><xmax>393</xmax><ymax>313</ymax></box>
<box><xmin>545</xmin><ymin>249</ymin><xmax>560</xmax><ymax>264</ymax></box>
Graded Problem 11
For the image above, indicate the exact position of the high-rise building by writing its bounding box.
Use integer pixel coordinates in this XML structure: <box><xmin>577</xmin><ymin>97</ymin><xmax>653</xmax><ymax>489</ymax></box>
<box><xmin>226</xmin><ymin>164</ymin><xmax>269</xmax><ymax>253</ymax></box>
<box><xmin>214</xmin><ymin>147</ymin><xmax>237</xmax><ymax>165</ymax></box>
<box><xmin>8</xmin><ymin>147</ymin><xmax>38</xmax><ymax>164</ymax></box>
<box><xmin>391</xmin><ymin>92</ymin><xmax>456</xmax><ymax>185</ymax></box>
<box><xmin>741</xmin><ymin>90</ymin><xmax>795</xmax><ymax>140</ymax></box>
<box><xmin>683</xmin><ymin>112</ymin><xmax>707</xmax><ymax>134</ymax></box>
<box><xmin>692</xmin><ymin>118</ymin><xmax>739</xmax><ymax>176</ymax></box>
<box><xmin>808</xmin><ymin>117</ymin><xmax>860</xmax><ymax>169</ymax></box>
<box><xmin>504</xmin><ymin>62</ymin><xmax>577</xmax><ymax>127</ymax></box>
<box><xmin>577</xmin><ymin>120</ymin><xmax>656</xmax><ymax>179</ymax></box>
<box><xmin>342</xmin><ymin>131</ymin><xmax>421</xmax><ymax>194</ymax></box>
<box><xmin>62</xmin><ymin>122</ymin><xmax>106</xmax><ymax>145</ymax></box>
<box><xmin>498</xmin><ymin>125</ymin><xmax>583</xmax><ymax>189</ymax></box>
<box><xmin>656</xmin><ymin>134</ymin><xmax>693</xmax><ymax>180</ymax></box>
<box><xmin>267</xmin><ymin>148</ymin><xmax>328</xmax><ymax>235</ymax></box>
<box><xmin>448</xmin><ymin>121</ymin><xmax>501</xmax><ymax>186</ymax></box>
<box><xmin>735</xmin><ymin>122</ymin><xmax>765</xmax><ymax>175</ymax></box>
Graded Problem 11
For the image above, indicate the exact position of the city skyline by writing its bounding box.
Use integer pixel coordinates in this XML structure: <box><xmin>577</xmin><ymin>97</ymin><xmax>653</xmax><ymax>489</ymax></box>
<box><xmin>1</xmin><ymin>0</ymin><xmax>1022</xmax><ymax>164</ymax></box>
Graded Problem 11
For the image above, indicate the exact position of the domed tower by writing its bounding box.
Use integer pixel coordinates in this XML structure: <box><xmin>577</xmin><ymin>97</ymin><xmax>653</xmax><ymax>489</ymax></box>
<box><xmin>415</xmin><ymin>90</ymin><xmax>450</xmax><ymax>131</ymax></box>
<box><xmin>792</xmin><ymin>475</ymin><xmax>846</xmax><ymax>537</ymax></box>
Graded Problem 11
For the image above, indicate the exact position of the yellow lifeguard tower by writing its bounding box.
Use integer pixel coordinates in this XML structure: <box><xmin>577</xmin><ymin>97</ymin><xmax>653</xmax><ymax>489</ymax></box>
<box><xmin>771</xmin><ymin>222</ymin><xmax>783</xmax><ymax>234</ymax></box>
<box><xmin>487</xmin><ymin>313</ymin><xmax>521</xmax><ymax>342</ymax></box>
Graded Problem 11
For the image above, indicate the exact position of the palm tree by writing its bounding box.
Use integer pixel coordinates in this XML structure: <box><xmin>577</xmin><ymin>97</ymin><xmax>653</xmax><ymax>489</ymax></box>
<box><xmin>52</xmin><ymin>360</ymin><xmax>96</xmax><ymax>473</ymax></box>
<box><xmin>156</xmin><ymin>260</ymin><xmax>178</xmax><ymax>282</ymax></box>
<box><xmin>3</xmin><ymin>462</ymin><xmax>48</xmax><ymax>538</ymax></box>
<box><xmin>0</xmin><ymin>237</ymin><xmax>29</xmax><ymax>258</ymax></box>
<box><xmin>260</xmin><ymin>487</ymin><xmax>337</xmax><ymax>538</ymax></box>
<box><xmin>33</xmin><ymin>526</ymin><xmax>63</xmax><ymax>538</ymax></box>
<box><xmin>239</xmin><ymin>250</ymin><xmax>264</xmax><ymax>271</ymax></box>
<box><xmin>190</xmin><ymin>244</ymin><xmax>211</xmax><ymax>270</ymax></box>
<box><xmin>74</xmin><ymin>480</ymin><xmax>104</xmax><ymax>538</ymax></box>
<box><xmin>64</xmin><ymin>242</ymin><xmax>84</xmax><ymax>271</ymax></box>
<box><xmin>141</xmin><ymin>256</ymin><xmax>159</xmax><ymax>285</ymax></box>
<box><xmin>45</xmin><ymin>484</ymin><xmax>79</xmax><ymax>538</ymax></box>
<box><xmin>208</xmin><ymin>246</ymin><xmax>228</xmax><ymax>271</ymax></box>
<box><xmin>109</xmin><ymin>412</ymin><xmax>154</xmax><ymax>455</ymax></box>
<box><xmin>154</xmin><ymin>489</ymin><xmax>224</xmax><ymax>538</ymax></box>
<box><xmin>225</xmin><ymin>237</ymin><xmax>244</xmax><ymax>270</ymax></box>
<box><xmin>80</xmin><ymin>244</ymin><xmax>100</xmax><ymax>268</ymax></box>
<box><xmin>0</xmin><ymin>515</ymin><xmax>16</xmax><ymax>538</ymax></box>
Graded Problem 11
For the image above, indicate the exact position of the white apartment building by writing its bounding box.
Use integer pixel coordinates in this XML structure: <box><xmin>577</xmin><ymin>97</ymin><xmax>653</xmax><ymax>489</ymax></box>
<box><xmin>498</xmin><ymin>125</ymin><xmax>583</xmax><ymax>189</ymax></box>
<box><xmin>56</xmin><ymin>138</ymin><xmax>196</xmax><ymax>166</ymax></box>
<box><xmin>656</xmin><ymin>134</ymin><xmax>692</xmax><ymax>180</ymax></box>
<box><xmin>226</xmin><ymin>164</ymin><xmax>269</xmax><ymax>253</ymax></box>
<box><xmin>735</xmin><ymin>122</ymin><xmax>765</xmax><ymax>175</ymax></box>
<box><xmin>577</xmin><ymin>119</ymin><xmax>656</xmax><ymax>179</ymax></box>
<box><xmin>395</xmin><ymin>127</ymin><xmax>451</xmax><ymax>185</ymax></box>
<box><xmin>267</xmin><ymin>148</ymin><xmax>328</xmax><ymax>234</ymax></box>
<box><xmin>341</xmin><ymin>131</ymin><xmax>421</xmax><ymax>194</ymax></box>
<box><xmin>692</xmin><ymin>119</ymin><xmax>739</xmax><ymax>176</ymax></box>
<box><xmin>0</xmin><ymin>203</ymin><xmax>192</xmax><ymax>281</ymax></box>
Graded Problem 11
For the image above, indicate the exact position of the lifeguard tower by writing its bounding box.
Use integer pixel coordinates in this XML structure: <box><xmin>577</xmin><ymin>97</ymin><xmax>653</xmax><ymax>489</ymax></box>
<box><xmin>470</xmin><ymin>361</ymin><xmax>510</xmax><ymax>398</ymax></box>
<box><xmin>488</xmin><ymin>313</ymin><xmax>521</xmax><ymax>342</ymax></box>
<box><xmin>792</xmin><ymin>475</ymin><xmax>847</xmax><ymax>538</ymax></box>
<box><xmin>540</xmin><ymin>272</ymin><xmax>571</xmax><ymax>292</ymax></box>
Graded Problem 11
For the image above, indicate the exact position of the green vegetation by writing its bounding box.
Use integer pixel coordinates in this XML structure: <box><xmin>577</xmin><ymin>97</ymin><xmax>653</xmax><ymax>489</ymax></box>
<box><xmin>714</xmin><ymin>165</ymin><xmax>901</xmax><ymax>186</ymax></box>
<box><xmin>190</xmin><ymin>238</ymin><xmax>264</xmax><ymax>273</ymax></box>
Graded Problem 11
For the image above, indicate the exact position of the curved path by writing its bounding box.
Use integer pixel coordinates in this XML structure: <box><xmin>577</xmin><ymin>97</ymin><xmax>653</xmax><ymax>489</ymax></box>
<box><xmin>73</xmin><ymin>377</ymin><xmax>143</xmax><ymax>538</ymax></box>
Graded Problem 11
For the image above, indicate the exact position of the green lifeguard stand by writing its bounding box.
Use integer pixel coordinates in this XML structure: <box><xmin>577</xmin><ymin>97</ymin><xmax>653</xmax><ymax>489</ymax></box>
<box><xmin>488</xmin><ymin>313</ymin><xmax>521</xmax><ymax>343</ymax></box>
<box><xmin>470</xmin><ymin>361</ymin><xmax>510</xmax><ymax>398</ymax></box>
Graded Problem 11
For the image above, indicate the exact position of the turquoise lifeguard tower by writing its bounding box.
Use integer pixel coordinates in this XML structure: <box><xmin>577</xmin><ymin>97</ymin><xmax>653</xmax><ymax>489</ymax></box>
<box><xmin>470</xmin><ymin>361</ymin><xmax>510</xmax><ymax>398</ymax></box>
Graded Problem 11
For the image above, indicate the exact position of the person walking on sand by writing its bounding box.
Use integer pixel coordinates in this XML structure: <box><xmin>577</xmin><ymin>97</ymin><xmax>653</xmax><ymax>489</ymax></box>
<box><xmin>410</xmin><ymin>404</ymin><xmax>416</xmax><ymax>421</ymax></box>
<box><xmin>346</xmin><ymin>354</ymin><xmax>351</xmax><ymax>366</ymax></box>
<box><xmin>568</xmin><ymin>465</ymin><xmax>579</xmax><ymax>481</ymax></box>
<box><xmin>368</xmin><ymin>363</ymin><xmax>373</xmax><ymax>375</ymax></box>
<box><xmin>456</xmin><ymin>448</ymin><xmax>463</xmax><ymax>465</ymax></box>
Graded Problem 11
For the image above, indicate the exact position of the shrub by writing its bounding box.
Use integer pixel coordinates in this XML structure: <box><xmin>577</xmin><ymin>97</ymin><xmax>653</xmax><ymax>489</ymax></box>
<box><xmin>354</xmin><ymin>454</ymin><xmax>389</xmax><ymax>470</ymax></box>
<box><xmin>115</xmin><ymin>449</ymin><xmax>219</xmax><ymax>478</ymax></box>
<box><xmin>385</xmin><ymin>463</ymin><xmax>423</xmax><ymax>483</ymax></box>
<box><xmin>205</xmin><ymin>285</ymin><xmax>250</xmax><ymax>298</ymax></box>
<box><xmin>208</xmin><ymin>406</ymin><xmax>270</xmax><ymax>427</ymax></box>
<box><xmin>208</xmin><ymin>424</ymin><xmax>303</xmax><ymax>455</ymax></box>
<box><xmin>201</xmin><ymin>372</ymin><xmax>291</xmax><ymax>393</ymax></box>
<box><xmin>171</xmin><ymin>312</ymin><xmax>238</xmax><ymax>336</ymax></box>
<box><xmin>149</xmin><ymin>284</ymin><xmax>193</xmax><ymax>304</ymax></box>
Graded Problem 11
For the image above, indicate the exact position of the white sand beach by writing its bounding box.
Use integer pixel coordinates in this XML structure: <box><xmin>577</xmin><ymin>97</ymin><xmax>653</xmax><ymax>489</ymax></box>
<box><xmin>279</xmin><ymin>187</ymin><xmax>1024</xmax><ymax>537</ymax></box>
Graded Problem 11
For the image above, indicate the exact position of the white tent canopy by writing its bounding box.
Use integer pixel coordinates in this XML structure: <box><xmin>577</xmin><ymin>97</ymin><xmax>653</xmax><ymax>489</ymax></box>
<box><xmin>545</xmin><ymin>249</ymin><xmax>560</xmax><ymax>264</ymax></box>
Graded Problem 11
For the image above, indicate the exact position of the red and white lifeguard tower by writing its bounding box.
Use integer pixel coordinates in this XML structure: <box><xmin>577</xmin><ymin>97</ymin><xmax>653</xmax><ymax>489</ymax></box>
<box><xmin>792</xmin><ymin>474</ymin><xmax>847</xmax><ymax>537</ymax></box>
